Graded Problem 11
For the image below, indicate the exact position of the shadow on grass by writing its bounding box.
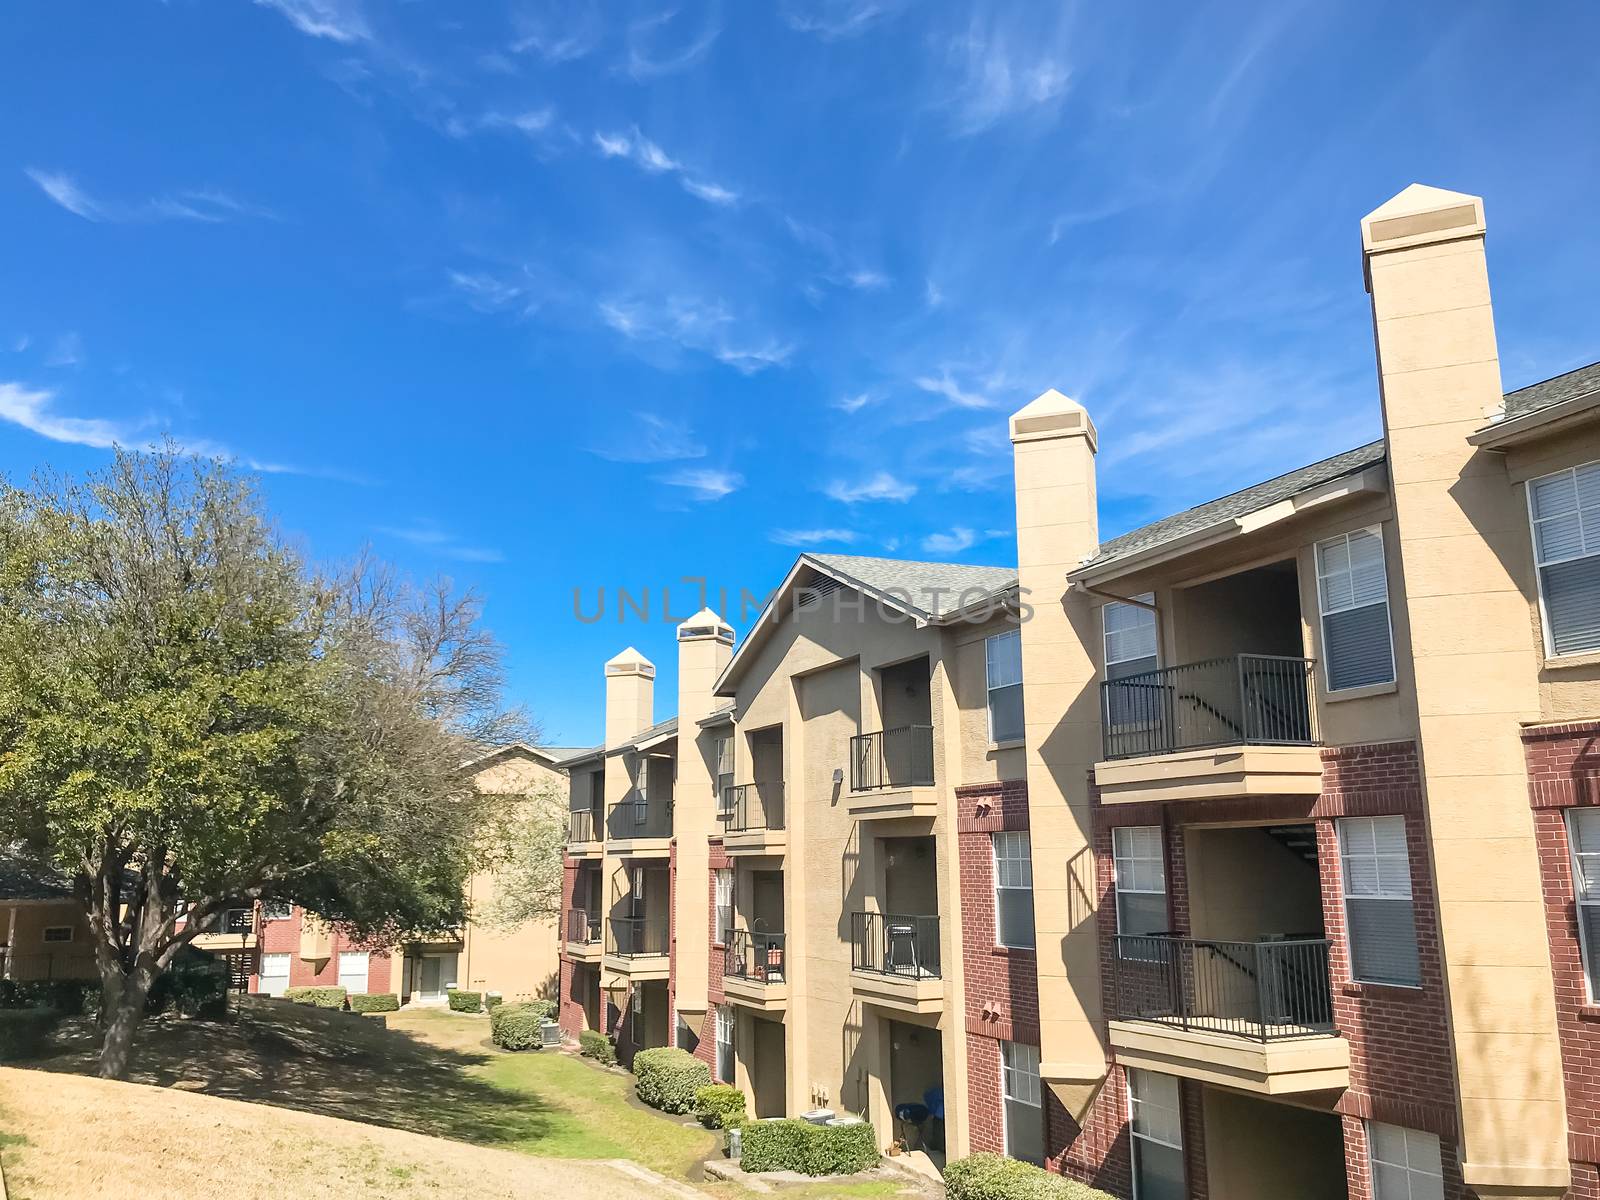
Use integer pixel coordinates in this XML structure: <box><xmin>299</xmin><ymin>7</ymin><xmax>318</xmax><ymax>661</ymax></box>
<box><xmin>23</xmin><ymin>997</ymin><xmax>562</xmax><ymax>1150</ymax></box>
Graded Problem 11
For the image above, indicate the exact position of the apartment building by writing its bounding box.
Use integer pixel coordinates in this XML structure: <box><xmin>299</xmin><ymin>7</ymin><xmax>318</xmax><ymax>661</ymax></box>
<box><xmin>558</xmin><ymin>181</ymin><xmax>1600</xmax><ymax>1200</ymax></box>
<box><xmin>196</xmin><ymin>741</ymin><xmax>572</xmax><ymax>1004</ymax></box>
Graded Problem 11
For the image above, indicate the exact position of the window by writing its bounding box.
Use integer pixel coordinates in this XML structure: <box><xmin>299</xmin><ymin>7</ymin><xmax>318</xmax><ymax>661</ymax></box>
<box><xmin>337</xmin><ymin>951</ymin><xmax>369</xmax><ymax>995</ymax></box>
<box><xmin>634</xmin><ymin>758</ymin><xmax>649</xmax><ymax>824</ymax></box>
<box><xmin>1113</xmin><ymin>826</ymin><xmax>1168</xmax><ymax>952</ymax></box>
<box><xmin>1103</xmin><ymin>595</ymin><xmax>1159</xmax><ymax>729</ymax></box>
<box><xmin>1339</xmin><ymin>816</ymin><xmax>1420</xmax><ymax>987</ymax></box>
<box><xmin>715</xmin><ymin>735</ymin><xmax>735</xmax><ymax>817</ymax></box>
<box><xmin>992</xmin><ymin>832</ymin><xmax>1035</xmax><ymax>949</ymax></box>
<box><xmin>632</xmin><ymin>866</ymin><xmax>646</xmax><ymax>906</ymax></box>
<box><xmin>41</xmin><ymin>926</ymin><xmax>74</xmax><ymax>943</ymax></box>
<box><xmin>632</xmin><ymin>985</ymin><xmax>646</xmax><ymax>1046</ymax></box>
<box><xmin>261</xmin><ymin>900</ymin><xmax>293</xmax><ymax>922</ymax></box>
<box><xmin>1000</xmin><ymin>1040</ymin><xmax>1043</xmax><ymax>1165</ymax></box>
<box><xmin>258</xmin><ymin>952</ymin><xmax>290</xmax><ymax>997</ymax></box>
<box><xmin>1316</xmin><ymin>528</ymin><xmax>1395</xmax><ymax>691</ymax></box>
<box><xmin>715</xmin><ymin>1005</ymin><xmax>735</xmax><ymax>1083</ymax></box>
<box><xmin>1569</xmin><ymin>808</ymin><xmax>1600</xmax><ymax>1001</ymax></box>
<box><xmin>986</xmin><ymin>630</ymin><xmax>1025</xmax><ymax>744</ymax></box>
<box><xmin>1128</xmin><ymin>1069</ymin><xmax>1184</xmax><ymax>1200</ymax></box>
<box><xmin>1528</xmin><ymin>462</ymin><xmax>1600</xmax><ymax>656</ymax></box>
<box><xmin>714</xmin><ymin>869</ymin><xmax>734</xmax><ymax>944</ymax></box>
<box><xmin>1368</xmin><ymin>1122</ymin><xmax>1444</xmax><ymax>1200</ymax></box>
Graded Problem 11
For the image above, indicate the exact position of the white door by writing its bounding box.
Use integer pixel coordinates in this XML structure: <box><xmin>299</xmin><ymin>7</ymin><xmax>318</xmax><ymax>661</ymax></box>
<box><xmin>417</xmin><ymin>953</ymin><xmax>458</xmax><ymax>1000</ymax></box>
<box><xmin>259</xmin><ymin>953</ymin><xmax>290</xmax><ymax>997</ymax></box>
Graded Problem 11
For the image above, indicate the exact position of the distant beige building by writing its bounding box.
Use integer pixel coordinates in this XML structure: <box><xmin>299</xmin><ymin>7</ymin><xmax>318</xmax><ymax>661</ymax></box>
<box><xmin>557</xmin><ymin>182</ymin><xmax>1600</xmax><ymax>1200</ymax></box>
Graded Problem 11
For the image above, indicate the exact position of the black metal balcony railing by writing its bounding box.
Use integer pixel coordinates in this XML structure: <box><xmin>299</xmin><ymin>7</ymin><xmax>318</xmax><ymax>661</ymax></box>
<box><xmin>568</xmin><ymin>809</ymin><xmax>598</xmax><ymax>844</ymax></box>
<box><xmin>610</xmin><ymin>915</ymin><xmax>670</xmax><ymax>958</ymax></box>
<box><xmin>1100</xmin><ymin>654</ymin><xmax>1318</xmax><ymax>761</ymax></box>
<box><xmin>606</xmin><ymin>801</ymin><xmax>673</xmax><ymax>840</ymax></box>
<box><xmin>565</xmin><ymin>908</ymin><xmax>601</xmax><ymax>945</ymax></box>
<box><xmin>724</xmin><ymin>929</ymin><xmax>787</xmax><ymax>984</ymax></box>
<box><xmin>850</xmin><ymin>911</ymin><xmax>941</xmax><ymax>979</ymax></box>
<box><xmin>849</xmin><ymin>725</ymin><xmax>935</xmax><ymax>792</ymax></box>
<box><xmin>1110</xmin><ymin>935</ymin><xmax>1334</xmax><ymax>1042</ymax></box>
<box><xmin>196</xmin><ymin>909</ymin><xmax>254</xmax><ymax>936</ymax></box>
<box><xmin>721</xmin><ymin>781</ymin><xmax>786</xmax><ymax>832</ymax></box>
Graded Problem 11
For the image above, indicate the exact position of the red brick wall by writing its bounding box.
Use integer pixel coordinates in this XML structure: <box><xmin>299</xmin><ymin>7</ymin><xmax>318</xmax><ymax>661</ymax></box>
<box><xmin>254</xmin><ymin>906</ymin><xmax>392</xmax><ymax>995</ymax></box>
<box><xmin>1524</xmin><ymin>721</ymin><xmax>1600</xmax><ymax>1181</ymax></box>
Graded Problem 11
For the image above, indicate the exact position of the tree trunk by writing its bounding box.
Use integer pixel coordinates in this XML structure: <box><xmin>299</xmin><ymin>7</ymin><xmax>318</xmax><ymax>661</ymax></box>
<box><xmin>96</xmin><ymin>964</ymin><xmax>153</xmax><ymax>1080</ymax></box>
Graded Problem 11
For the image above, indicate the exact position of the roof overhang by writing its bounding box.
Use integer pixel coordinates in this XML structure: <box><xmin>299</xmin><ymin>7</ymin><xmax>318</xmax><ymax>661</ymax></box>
<box><xmin>605</xmin><ymin>728</ymin><xmax>679</xmax><ymax>757</ymax></box>
<box><xmin>1068</xmin><ymin>463</ymin><xmax>1389</xmax><ymax>588</ymax></box>
<box><xmin>697</xmin><ymin>707</ymin><xmax>735</xmax><ymax>729</ymax></box>
<box><xmin>556</xmin><ymin>748</ymin><xmax>604</xmax><ymax>769</ymax></box>
<box><xmin>1469</xmin><ymin>389</ymin><xmax>1600</xmax><ymax>449</ymax></box>
<box><xmin>458</xmin><ymin>742</ymin><xmax>566</xmax><ymax>775</ymax></box>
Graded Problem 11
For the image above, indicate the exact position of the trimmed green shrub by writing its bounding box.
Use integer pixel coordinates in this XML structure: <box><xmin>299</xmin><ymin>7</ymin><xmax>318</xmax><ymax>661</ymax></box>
<box><xmin>447</xmin><ymin>988</ymin><xmax>483</xmax><ymax>1013</ymax></box>
<box><xmin>943</xmin><ymin>1153</ymin><xmax>1116</xmax><ymax>1200</ymax></box>
<box><xmin>489</xmin><ymin>1000</ymin><xmax>551</xmax><ymax>1050</ymax></box>
<box><xmin>693</xmin><ymin>1084</ymin><xmax>746</xmax><ymax>1130</ymax></box>
<box><xmin>349</xmin><ymin>992</ymin><xmax>399</xmax><ymax>1013</ymax></box>
<box><xmin>0</xmin><ymin>979</ymin><xmax>99</xmax><ymax>1017</ymax></box>
<box><xmin>740</xmin><ymin>1118</ymin><xmax>878</xmax><ymax>1176</ymax></box>
<box><xmin>283</xmin><ymin>986</ymin><xmax>348</xmax><ymax>1009</ymax></box>
<box><xmin>0</xmin><ymin>1009</ymin><xmax>57</xmax><ymax>1063</ymax></box>
<box><xmin>485</xmin><ymin>991</ymin><xmax>503</xmax><ymax>1009</ymax></box>
<box><xmin>579</xmin><ymin>1028</ymin><xmax>616</xmax><ymax>1065</ymax></box>
<box><xmin>633</xmin><ymin>1046</ymin><xmax>710</xmax><ymax>1114</ymax></box>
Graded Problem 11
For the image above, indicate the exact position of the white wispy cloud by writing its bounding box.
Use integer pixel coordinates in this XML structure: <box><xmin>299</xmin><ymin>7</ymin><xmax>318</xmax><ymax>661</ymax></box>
<box><xmin>782</xmin><ymin>0</ymin><xmax>902</xmax><ymax>39</ymax></box>
<box><xmin>924</xmin><ymin>279</ymin><xmax>945</xmax><ymax>308</ymax></box>
<box><xmin>832</xmin><ymin>392</ymin><xmax>872</xmax><ymax>414</ymax></box>
<box><xmin>253</xmin><ymin>0</ymin><xmax>371</xmax><ymax>43</ymax></box>
<box><xmin>915</xmin><ymin>369</ymin><xmax>993</xmax><ymax>409</ymax></box>
<box><xmin>599</xmin><ymin>294</ymin><xmax>790</xmax><ymax>374</ymax></box>
<box><xmin>45</xmin><ymin>332</ymin><xmax>84</xmax><ymax>369</ymax></box>
<box><xmin>624</xmin><ymin>10</ymin><xmax>720</xmax><ymax>79</ymax></box>
<box><xmin>660</xmin><ymin>466</ymin><xmax>743</xmax><ymax>501</ymax></box>
<box><xmin>681</xmin><ymin>177</ymin><xmax>739</xmax><ymax>206</ymax></box>
<box><xmin>24</xmin><ymin>168</ymin><xmax>277</xmax><ymax>225</ymax></box>
<box><xmin>591</xmin><ymin>412</ymin><xmax>707</xmax><ymax>463</ymax></box>
<box><xmin>771</xmin><ymin>527</ymin><xmax>860</xmax><ymax>547</ymax></box>
<box><xmin>922</xmin><ymin>526</ymin><xmax>977</xmax><ymax>554</ymax></box>
<box><xmin>940</xmin><ymin>11</ymin><xmax>1072</xmax><ymax>135</ymax></box>
<box><xmin>592</xmin><ymin>128</ymin><xmax>738</xmax><ymax>207</ymax></box>
<box><xmin>714</xmin><ymin>341</ymin><xmax>795</xmax><ymax>373</ymax></box>
<box><xmin>825</xmin><ymin>472</ymin><xmax>917</xmax><ymax>503</ymax></box>
<box><xmin>377</xmin><ymin>521</ymin><xmax>505</xmax><ymax>563</ymax></box>
<box><xmin>846</xmin><ymin>269</ymin><xmax>890</xmax><ymax>290</ymax></box>
<box><xmin>510</xmin><ymin>2</ymin><xmax>604</xmax><ymax>62</ymax></box>
<box><xmin>454</xmin><ymin>109</ymin><xmax>557</xmax><ymax>139</ymax></box>
<box><xmin>446</xmin><ymin>270</ymin><xmax>526</xmax><ymax>312</ymax></box>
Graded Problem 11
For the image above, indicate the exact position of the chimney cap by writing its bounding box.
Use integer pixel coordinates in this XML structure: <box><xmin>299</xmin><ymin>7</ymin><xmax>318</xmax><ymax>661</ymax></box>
<box><xmin>1361</xmin><ymin>183</ymin><xmax>1485</xmax><ymax>258</ymax></box>
<box><xmin>604</xmin><ymin>646</ymin><xmax>656</xmax><ymax>677</ymax></box>
<box><xmin>676</xmin><ymin>606</ymin><xmax>735</xmax><ymax>643</ymax></box>
<box><xmin>1010</xmin><ymin>388</ymin><xmax>1098</xmax><ymax>451</ymax></box>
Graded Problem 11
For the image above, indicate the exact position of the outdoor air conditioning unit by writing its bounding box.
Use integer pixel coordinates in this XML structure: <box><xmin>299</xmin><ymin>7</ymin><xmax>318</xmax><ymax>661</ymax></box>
<box><xmin>539</xmin><ymin>1019</ymin><xmax>562</xmax><ymax>1049</ymax></box>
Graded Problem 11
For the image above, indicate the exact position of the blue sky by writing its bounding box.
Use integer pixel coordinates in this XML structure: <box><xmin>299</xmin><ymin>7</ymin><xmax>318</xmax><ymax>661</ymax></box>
<box><xmin>3</xmin><ymin>1</ymin><xmax>1598</xmax><ymax>745</ymax></box>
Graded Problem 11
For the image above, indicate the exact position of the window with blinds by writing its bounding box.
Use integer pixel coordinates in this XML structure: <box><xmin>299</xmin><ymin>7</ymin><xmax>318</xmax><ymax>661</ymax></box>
<box><xmin>1369</xmin><ymin>1122</ymin><xmax>1444</xmax><ymax>1200</ymax></box>
<box><xmin>715</xmin><ymin>1005</ymin><xmax>735</xmax><ymax>1082</ymax></box>
<box><xmin>1000</xmin><ymin>1040</ymin><xmax>1044</xmax><ymax>1165</ymax></box>
<box><xmin>1113</xmin><ymin>826</ymin><xmax>1168</xmax><ymax>957</ymax></box>
<box><xmin>1338</xmin><ymin>816</ymin><xmax>1420</xmax><ymax>987</ymax></box>
<box><xmin>992</xmin><ymin>832</ymin><xmax>1035</xmax><ymax>949</ymax></box>
<box><xmin>1528</xmin><ymin>462</ymin><xmax>1600</xmax><ymax>656</ymax></box>
<box><xmin>1316</xmin><ymin>529</ymin><xmax>1396</xmax><ymax>692</ymax></box>
<box><xmin>1103</xmin><ymin>595</ymin><xmax>1158</xmax><ymax>729</ymax></box>
<box><xmin>715</xmin><ymin>734</ymin><xmax>735</xmax><ymax>813</ymax></box>
<box><xmin>986</xmin><ymin>630</ymin><xmax>1025</xmax><ymax>743</ymax></box>
<box><xmin>337</xmin><ymin>951</ymin><xmax>369</xmax><ymax>996</ymax></box>
<box><xmin>634</xmin><ymin>757</ymin><xmax>649</xmax><ymax>823</ymax></box>
<box><xmin>1569</xmin><ymin>808</ymin><xmax>1600</xmax><ymax>1002</ymax></box>
<box><xmin>1128</xmin><ymin>1069</ymin><xmax>1185</xmax><ymax>1200</ymax></box>
<box><xmin>714</xmin><ymin>869</ymin><xmax>734</xmax><ymax>945</ymax></box>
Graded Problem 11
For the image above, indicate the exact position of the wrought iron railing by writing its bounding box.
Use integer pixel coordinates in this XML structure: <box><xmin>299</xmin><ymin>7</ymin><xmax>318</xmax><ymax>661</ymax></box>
<box><xmin>1110</xmin><ymin>935</ymin><xmax>1334</xmax><ymax>1041</ymax></box>
<box><xmin>606</xmin><ymin>801</ymin><xmax>673</xmax><ymax>840</ymax></box>
<box><xmin>849</xmin><ymin>725</ymin><xmax>935</xmax><ymax>791</ymax></box>
<box><xmin>724</xmin><ymin>929</ymin><xmax>787</xmax><ymax>984</ymax></box>
<box><xmin>568</xmin><ymin>809</ymin><xmax>598</xmax><ymax>844</ymax></box>
<box><xmin>850</xmin><ymin>912</ymin><xmax>941</xmax><ymax>979</ymax></box>
<box><xmin>195</xmin><ymin>908</ymin><xmax>254</xmax><ymax>936</ymax></box>
<box><xmin>1100</xmin><ymin>654</ymin><xmax>1318</xmax><ymax>760</ymax></box>
<box><xmin>565</xmin><ymin>908</ymin><xmax>601</xmax><ymax>945</ymax></box>
<box><xmin>721</xmin><ymin>781</ymin><xmax>786</xmax><ymax>832</ymax></box>
<box><xmin>610</xmin><ymin>915</ymin><xmax>670</xmax><ymax>958</ymax></box>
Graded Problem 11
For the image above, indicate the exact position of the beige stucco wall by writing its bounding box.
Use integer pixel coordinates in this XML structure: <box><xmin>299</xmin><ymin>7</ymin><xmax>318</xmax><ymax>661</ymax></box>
<box><xmin>1202</xmin><ymin>1088</ymin><xmax>1347</xmax><ymax>1200</ymax></box>
<box><xmin>2</xmin><ymin>900</ymin><xmax>96</xmax><ymax>981</ymax></box>
<box><xmin>1186</xmin><ymin>826</ymin><xmax>1324</xmax><ymax>942</ymax></box>
<box><xmin>952</xmin><ymin>614</ymin><xmax>1029</xmax><ymax>786</ymax></box>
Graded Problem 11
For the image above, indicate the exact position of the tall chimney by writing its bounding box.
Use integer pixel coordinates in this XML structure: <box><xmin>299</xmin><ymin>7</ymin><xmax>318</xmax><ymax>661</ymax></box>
<box><xmin>1363</xmin><ymin>184</ymin><xmax>1568</xmax><ymax>1194</ymax></box>
<box><xmin>672</xmin><ymin>608</ymin><xmax>735</xmax><ymax>1026</ymax></box>
<box><xmin>1009</xmin><ymin>389</ymin><xmax>1106</xmax><ymax>1123</ymax></box>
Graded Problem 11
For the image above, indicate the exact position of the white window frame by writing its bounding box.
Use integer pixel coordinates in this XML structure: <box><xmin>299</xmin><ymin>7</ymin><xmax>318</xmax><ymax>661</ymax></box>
<box><xmin>258</xmin><ymin>951</ymin><xmax>291</xmax><ymax>997</ymax></box>
<box><xmin>1337</xmin><ymin>815</ymin><xmax>1419</xmax><ymax>988</ymax></box>
<box><xmin>1112</xmin><ymin>825</ymin><xmax>1167</xmax><ymax>942</ymax></box>
<box><xmin>1569</xmin><ymin>807</ymin><xmax>1600</xmax><ymax>1003</ymax></box>
<box><xmin>992</xmin><ymin>831</ymin><xmax>1035</xmax><ymax>949</ymax></box>
<box><xmin>1127</xmin><ymin>1068</ymin><xmax>1184</xmax><ymax>1200</ymax></box>
<box><xmin>999</xmin><ymin>1040</ymin><xmax>1042</xmax><ymax>1163</ymax></box>
<box><xmin>985</xmin><ymin>629</ymin><xmax>1025</xmax><ymax>745</ymax></box>
<box><xmin>1102</xmin><ymin>593</ymin><xmax>1159</xmax><ymax>674</ymax></box>
<box><xmin>1367</xmin><ymin>1121</ymin><xmax>1444</xmax><ymax>1200</ymax></box>
<box><xmin>1527</xmin><ymin>461</ymin><xmax>1600</xmax><ymax>658</ymax></box>
<box><xmin>634</xmin><ymin>757</ymin><xmax>649</xmax><ymax>824</ymax></box>
<box><xmin>715</xmin><ymin>1004</ymin><xmax>735</xmax><ymax>1083</ymax></box>
<box><xmin>41</xmin><ymin>925</ymin><xmax>74</xmax><ymax>943</ymax></box>
<box><xmin>632</xmin><ymin>985</ymin><xmax>645</xmax><ymax>1045</ymax></box>
<box><xmin>1315</xmin><ymin>527</ymin><xmax>1397</xmax><ymax>692</ymax></box>
<box><xmin>714</xmin><ymin>869</ymin><xmax>734</xmax><ymax>945</ymax></box>
<box><xmin>336</xmin><ymin>950</ymin><xmax>369</xmax><ymax>995</ymax></box>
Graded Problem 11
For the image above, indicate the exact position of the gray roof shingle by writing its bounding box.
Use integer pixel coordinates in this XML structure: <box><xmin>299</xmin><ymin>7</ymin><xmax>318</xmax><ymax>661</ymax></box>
<box><xmin>0</xmin><ymin>851</ymin><xmax>74</xmax><ymax>902</ymax></box>
<box><xmin>1502</xmin><ymin>361</ymin><xmax>1600</xmax><ymax>420</ymax></box>
<box><xmin>803</xmin><ymin>553</ymin><xmax>1018</xmax><ymax>619</ymax></box>
<box><xmin>609</xmin><ymin>715</ymin><xmax>679</xmax><ymax>754</ymax></box>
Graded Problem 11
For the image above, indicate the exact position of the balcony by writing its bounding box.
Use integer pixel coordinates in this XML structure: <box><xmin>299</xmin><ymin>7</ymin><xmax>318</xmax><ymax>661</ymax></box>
<box><xmin>605</xmin><ymin>802</ymin><xmax>673</xmax><ymax>857</ymax></box>
<box><xmin>849</xmin><ymin>912</ymin><xmax>942</xmax><ymax>1013</ymax></box>
<box><xmin>722</xmin><ymin>929</ymin><xmax>788</xmax><ymax>1009</ymax></box>
<box><xmin>566</xmin><ymin>809</ymin><xmax>602</xmax><ymax>858</ymax></box>
<box><xmin>564</xmin><ymin>908</ymin><xmax>603</xmax><ymax>963</ymax></box>
<box><xmin>191</xmin><ymin>908</ymin><xmax>257</xmax><ymax>952</ymax></box>
<box><xmin>847</xmin><ymin>726</ymin><xmax>937</xmax><ymax>820</ymax></box>
<box><xmin>1095</xmin><ymin>655</ymin><xmax>1324</xmax><ymax>804</ymax></box>
<box><xmin>1108</xmin><ymin>935</ymin><xmax>1349</xmax><ymax>1095</ymax></box>
<box><xmin>604</xmin><ymin>915</ymin><xmax>671</xmax><ymax>980</ymax></box>
<box><xmin>721</xmin><ymin>782</ymin><xmax>787</xmax><ymax>855</ymax></box>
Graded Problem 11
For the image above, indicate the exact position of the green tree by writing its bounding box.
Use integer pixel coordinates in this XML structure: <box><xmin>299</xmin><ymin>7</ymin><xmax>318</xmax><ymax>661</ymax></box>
<box><xmin>480</xmin><ymin>782</ymin><xmax>568</xmax><ymax>932</ymax></box>
<box><xmin>0</xmin><ymin>448</ymin><xmax>524</xmax><ymax>1078</ymax></box>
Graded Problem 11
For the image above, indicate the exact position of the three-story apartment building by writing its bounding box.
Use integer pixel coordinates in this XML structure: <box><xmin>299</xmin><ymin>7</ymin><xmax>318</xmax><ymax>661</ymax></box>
<box><xmin>557</xmin><ymin>182</ymin><xmax>1600</xmax><ymax>1200</ymax></box>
